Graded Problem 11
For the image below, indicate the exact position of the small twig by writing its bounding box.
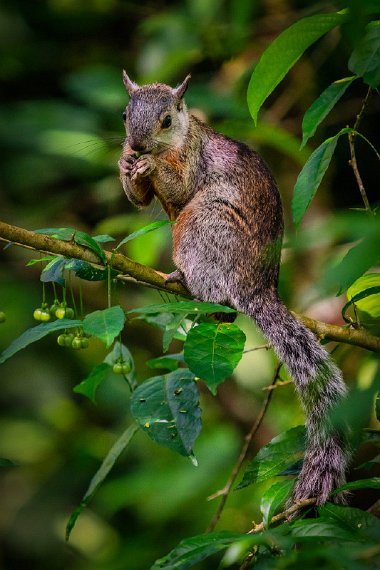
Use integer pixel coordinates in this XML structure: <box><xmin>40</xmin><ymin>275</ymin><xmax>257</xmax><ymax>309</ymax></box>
<box><xmin>262</xmin><ymin>379</ymin><xmax>292</xmax><ymax>391</ymax></box>
<box><xmin>205</xmin><ymin>363</ymin><xmax>282</xmax><ymax>532</ymax></box>
<box><xmin>244</xmin><ymin>343</ymin><xmax>271</xmax><ymax>353</ymax></box>
<box><xmin>248</xmin><ymin>497</ymin><xmax>317</xmax><ymax>534</ymax></box>
<box><xmin>348</xmin><ymin>87</ymin><xmax>373</xmax><ymax>212</ymax></box>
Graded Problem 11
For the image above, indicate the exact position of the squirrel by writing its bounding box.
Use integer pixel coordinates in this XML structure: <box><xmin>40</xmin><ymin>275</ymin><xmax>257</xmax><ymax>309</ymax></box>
<box><xmin>118</xmin><ymin>72</ymin><xmax>350</xmax><ymax>506</ymax></box>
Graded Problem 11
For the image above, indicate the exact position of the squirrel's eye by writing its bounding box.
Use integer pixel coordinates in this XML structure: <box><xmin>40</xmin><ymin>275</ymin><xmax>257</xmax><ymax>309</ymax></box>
<box><xmin>122</xmin><ymin>111</ymin><xmax>127</xmax><ymax>122</ymax></box>
<box><xmin>161</xmin><ymin>115</ymin><xmax>172</xmax><ymax>129</ymax></box>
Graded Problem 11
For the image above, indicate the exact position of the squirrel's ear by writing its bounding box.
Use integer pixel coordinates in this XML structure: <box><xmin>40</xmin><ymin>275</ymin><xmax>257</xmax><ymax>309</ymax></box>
<box><xmin>123</xmin><ymin>71</ymin><xmax>139</xmax><ymax>95</ymax></box>
<box><xmin>173</xmin><ymin>74</ymin><xmax>191</xmax><ymax>100</ymax></box>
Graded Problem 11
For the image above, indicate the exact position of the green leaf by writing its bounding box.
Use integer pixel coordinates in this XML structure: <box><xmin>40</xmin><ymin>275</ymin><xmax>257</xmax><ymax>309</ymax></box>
<box><xmin>40</xmin><ymin>256</ymin><xmax>66</xmax><ymax>285</ymax></box>
<box><xmin>326</xmin><ymin>233</ymin><xmax>380</xmax><ymax>295</ymax></box>
<box><xmin>26</xmin><ymin>256</ymin><xmax>56</xmax><ymax>266</ymax></box>
<box><xmin>147</xmin><ymin>353</ymin><xmax>184</xmax><ymax>371</ymax></box>
<box><xmin>93</xmin><ymin>234</ymin><xmax>115</xmax><ymax>243</ymax></box>
<box><xmin>301</xmin><ymin>76</ymin><xmax>356</xmax><ymax>148</ymax></box>
<box><xmin>0</xmin><ymin>458</ymin><xmax>16</xmax><ymax>468</ymax></box>
<box><xmin>72</xmin><ymin>229</ymin><xmax>107</xmax><ymax>264</ymax></box>
<box><xmin>151</xmin><ymin>531</ymin><xmax>249</xmax><ymax>570</ymax></box>
<box><xmin>348</xmin><ymin>20</ymin><xmax>380</xmax><ymax>87</ymax></box>
<box><xmin>35</xmin><ymin>227</ymin><xmax>107</xmax><ymax>263</ymax></box>
<box><xmin>344</xmin><ymin>273</ymin><xmax>380</xmax><ymax>333</ymax></box>
<box><xmin>342</xmin><ymin>285</ymin><xmax>380</xmax><ymax>323</ymax></box>
<box><xmin>247</xmin><ymin>11</ymin><xmax>348</xmax><ymax>124</ymax></box>
<box><xmin>66</xmin><ymin>423</ymin><xmax>139</xmax><ymax>541</ymax></box>
<box><xmin>163</xmin><ymin>312</ymin><xmax>189</xmax><ymax>352</ymax></box>
<box><xmin>73</xmin><ymin>363</ymin><xmax>111</xmax><ymax>403</ymax></box>
<box><xmin>318</xmin><ymin>503</ymin><xmax>380</xmax><ymax>542</ymax></box>
<box><xmin>128</xmin><ymin>301</ymin><xmax>236</xmax><ymax>317</ymax></box>
<box><xmin>130</xmin><ymin>369</ymin><xmax>201</xmax><ymax>458</ymax></box>
<box><xmin>290</xmin><ymin>519</ymin><xmax>357</xmax><ymax>541</ymax></box>
<box><xmin>332</xmin><ymin>477</ymin><xmax>380</xmax><ymax>495</ymax></box>
<box><xmin>115</xmin><ymin>220</ymin><xmax>173</xmax><ymax>250</ymax></box>
<box><xmin>292</xmin><ymin>128</ymin><xmax>351</xmax><ymax>226</ymax></box>
<box><xmin>65</xmin><ymin>259</ymin><xmax>118</xmax><ymax>281</ymax></box>
<box><xmin>260</xmin><ymin>479</ymin><xmax>295</xmax><ymax>528</ymax></box>
<box><xmin>184</xmin><ymin>323</ymin><xmax>246</xmax><ymax>394</ymax></box>
<box><xmin>237</xmin><ymin>426</ymin><xmax>305</xmax><ymax>490</ymax></box>
<box><xmin>0</xmin><ymin>319</ymin><xmax>82</xmax><ymax>364</ymax></box>
<box><xmin>82</xmin><ymin>306</ymin><xmax>125</xmax><ymax>348</ymax></box>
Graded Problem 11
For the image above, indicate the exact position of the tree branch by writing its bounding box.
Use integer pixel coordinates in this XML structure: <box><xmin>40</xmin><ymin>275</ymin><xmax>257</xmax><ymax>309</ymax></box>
<box><xmin>206</xmin><ymin>363</ymin><xmax>282</xmax><ymax>533</ymax></box>
<box><xmin>1</xmin><ymin>219</ymin><xmax>379</xmax><ymax>353</ymax></box>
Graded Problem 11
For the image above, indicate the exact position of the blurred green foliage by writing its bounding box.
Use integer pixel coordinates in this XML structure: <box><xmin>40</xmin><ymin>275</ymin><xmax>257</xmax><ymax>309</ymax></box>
<box><xmin>0</xmin><ymin>0</ymin><xmax>380</xmax><ymax>569</ymax></box>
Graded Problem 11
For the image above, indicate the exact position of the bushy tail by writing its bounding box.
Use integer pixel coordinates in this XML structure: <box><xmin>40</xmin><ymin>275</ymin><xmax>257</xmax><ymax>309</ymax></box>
<box><xmin>233</xmin><ymin>289</ymin><xmax>350</xmax><ymax>505</ymax></box>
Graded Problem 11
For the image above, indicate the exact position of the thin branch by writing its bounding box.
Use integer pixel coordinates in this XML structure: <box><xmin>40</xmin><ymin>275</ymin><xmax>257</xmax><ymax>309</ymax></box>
<box><xmin>248</xmin><ymin>497</ymin><xmax>317</xmax><ymax>534</ymax></box>
<box><xmin>348</xmin><ymin>87</ymin><xmax>373</xmax><ymax>212</ymax></box>
<box><xmin>205</xmin><ymin>363</ymin><xmax>282</xmax><ymax>533</ymax></box>
<box><xmin>262</xmin><ymin>379</ymin><xmax>292</xmax><ymax>391</ymax></box>
<box><xmin>1</xmin><ymin>220</ymin><xmax>380</xmax><ymax>353</ymax></box>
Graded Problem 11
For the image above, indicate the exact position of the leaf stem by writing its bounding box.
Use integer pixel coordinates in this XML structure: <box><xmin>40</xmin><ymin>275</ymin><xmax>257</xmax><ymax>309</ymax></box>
<box><xmin>348</xmin><ymin>87</ymin><xmax>373</xmax><ymax>213</ymax></box>
<box><xmin>205</xmin><ymin>363</ymin><xmax>282</xmax><ymax>533</ymax></box>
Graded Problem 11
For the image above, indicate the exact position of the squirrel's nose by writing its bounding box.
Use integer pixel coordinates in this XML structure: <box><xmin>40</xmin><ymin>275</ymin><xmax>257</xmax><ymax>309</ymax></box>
<box><xmin>130</xmin><ymin>142</ymin><xmax>147</xmax><ymax>153</ymax></box>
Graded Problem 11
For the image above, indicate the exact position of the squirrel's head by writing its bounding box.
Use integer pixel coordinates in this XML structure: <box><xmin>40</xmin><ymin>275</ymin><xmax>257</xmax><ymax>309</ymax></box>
<box><xmin>121</xmin><ymin>72</ymin><xmax>191</xmax><ymax>155</ymax></box>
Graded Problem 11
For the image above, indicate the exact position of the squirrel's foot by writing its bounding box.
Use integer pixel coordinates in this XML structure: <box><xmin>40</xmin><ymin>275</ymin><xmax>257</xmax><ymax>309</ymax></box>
<box><xmin>165</xmin><ymin>269</ymin><xmax>187</xmax><ymax>287</ymax></box>
<box><xmin>131</xmin><ymin>154</ymin><xmax>155</xmax><ymax>180</ymax></box>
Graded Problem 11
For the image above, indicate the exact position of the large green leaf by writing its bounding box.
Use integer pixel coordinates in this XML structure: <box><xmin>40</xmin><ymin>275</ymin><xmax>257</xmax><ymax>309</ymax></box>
<box><xmin>332</xmin><ymin>477</ymin><xmax>380</xmax><ymax>495</ymax></box>
<box><xmin>151</xmin><ymin>532</ymin><xmax>249</xmax><ymax>570</ymax></box>
<box><xmin>66</xmin><ymin>423</ymin><xmax>139</xmax><ymax>541</ymax></box>
<box><xmin>82</xmin><ymin>306</ymin><xmax>125</xmax><ymax>348</ymax></box>
<box><xmin>349</xmin><ymin>20</ymin><xmax>380</xmax><ymax>87</ymax></box>
<box><xmin>131</xmin><ymin>369</ymin><xmax>201</xmax><ymax>459</ymax></box>
<box><xmin>292</xmin><ymin>128</ymin><xmax>351</xmax><ymax>226</ymax></box>
<box><xmin>115</xmin><ymin>220</ymin><xmax>173</xmax><ymax>251</ymax></box>
<box><xmin>260</xmin><ymin>479</ymin><xmax>295</xmax><ymax>528</ymax></box>
<box><xmin>247</xmin><ymin>11</ymin><xmax>348</xmax><ymax>124</ymax></box>
<box><xmin>73</xmin><ymin>363</ymin><xmax>111</xmax><ymax>403</ymax></box>
<box><xmin>301</xmin><ymin>77</ymin><xmax>356</xmax><ymax>148</ymax></box>
<box><xmin>0</xmin><ymin>319</ymin><xmax>82</xmax><ymax>364</ymax></box>
<box><xmin>237</xmin><ymin>426</ymin><xmax>305</xmax><ymax>489</ymax></box>
<box><xmin>318</xmin><ymin>503</ymin><xmax>380</xmax><ymax>542</ymax></box>
<box><xmin>147</xmin><ymin>353</ymin><xmax>184</xmax><ymax>372</ymax></box>
<box><xmin>184</xmin><ymin>323</ymin><xmax>246</xmax><ymax>394</ymax></box>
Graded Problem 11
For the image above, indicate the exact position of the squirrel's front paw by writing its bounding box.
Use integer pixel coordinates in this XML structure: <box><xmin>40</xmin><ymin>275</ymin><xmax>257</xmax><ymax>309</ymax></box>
<box><xmin>131</xmin><ymin>154</ymin><xmax>155</xmax><ymax>180</ymax></box>
<box><xmin>118</xmin><ymin>155</ymin><xmax>135</xmax><ymax>176</ymax></box>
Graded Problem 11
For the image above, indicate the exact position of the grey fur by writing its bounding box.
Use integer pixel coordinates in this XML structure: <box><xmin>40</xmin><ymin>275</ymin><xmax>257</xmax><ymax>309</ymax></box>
<box><xmin>118</xmin><ymin>75</ymin><xmax>350</xmax><ymax>505</ymax></box>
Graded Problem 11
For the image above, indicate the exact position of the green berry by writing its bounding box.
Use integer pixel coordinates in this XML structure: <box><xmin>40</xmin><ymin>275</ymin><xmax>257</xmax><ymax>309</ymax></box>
<box><xmin>57</xmin><ymin>334</ymin><xmax>67</xmax><ymax>347</ymax></box>
<box><xmin>80</xmin><ymin>337</ymin><xmax>89</xmax><ymax>349</ymax></box>
<box><xmin>55</xmin><ymin>307</ymin><xmax>66</xmax><ymax>319</ymax></box>
<box><xmin>0</xmin><ymin>312</ymin><xmax>6</xmax><ymax>323</ymax></box>
<box><xmin>121</xmin><ymin>361</ymin><xmax>132</xmax><ymax>374</ymax></box>
<box><xmin>65</xmin><ymin>307</ymin><xmax>75</xmax><ymax>319</ymax></box>
<box><xmin>50</xmin><ymin>302</ymin><xmax>60</xmax><ymax>316</ymax></box>
<box><xmin>113</xmin><ymin>362</ymin><xmax>124</xmax><ymax>374</ymax></box>
<box><xmin>71</xmin><ymin>337</ymin><xmax>83</xmax><ymax>350</ymax></box>
<box><xmin>65</xmin><ymin>333</ymin><xmax>75</xmax><ymax>347</ymax></box>
<box><xmin>33</xmin><ymin>308</ymin><xmax>43</xmax><ymax>321</ymax></box>
<box><xmin>39</xmin><ymin>310</ymin><xmax>51</xmax><ymax>322</ymax></box>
